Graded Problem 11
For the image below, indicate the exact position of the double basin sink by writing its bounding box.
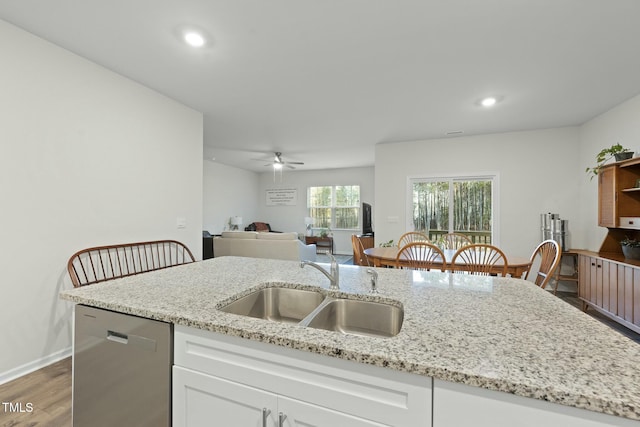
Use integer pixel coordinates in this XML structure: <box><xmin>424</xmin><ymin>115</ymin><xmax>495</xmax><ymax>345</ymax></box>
<box><xmin>219</xmin><ymin>286</ymin><xmax>403</xmax><ymax>338</ymax></box>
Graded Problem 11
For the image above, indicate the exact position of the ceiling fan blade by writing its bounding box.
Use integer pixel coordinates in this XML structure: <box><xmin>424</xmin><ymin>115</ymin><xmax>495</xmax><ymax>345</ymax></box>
<box><xmin>286</xmin><ymin>164</ymin><xmax>296</xmax><ymax>169</ymax></box>
<box><xmin>286</xmin><ymin>161</ymin><xmax>304</xmax><ymax>165</ymax></box>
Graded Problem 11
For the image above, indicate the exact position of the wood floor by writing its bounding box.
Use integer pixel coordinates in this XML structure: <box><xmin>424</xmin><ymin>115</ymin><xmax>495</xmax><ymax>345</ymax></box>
<box><xmin>0</xmin><ymin>357</ymin><xmax>71</xmax><ymax>427</ymax></box>
<box><xmin>1</xmin><ymin>291</ymin><xmax>638</xmax><ymax>427</ymax></box>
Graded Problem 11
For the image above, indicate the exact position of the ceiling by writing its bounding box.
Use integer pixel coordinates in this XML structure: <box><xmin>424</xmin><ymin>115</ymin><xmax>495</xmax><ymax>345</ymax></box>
<box><xmin>2</xmin><ymin>0</ymin><xmax>640</xmax><ymax>172</ymax></box>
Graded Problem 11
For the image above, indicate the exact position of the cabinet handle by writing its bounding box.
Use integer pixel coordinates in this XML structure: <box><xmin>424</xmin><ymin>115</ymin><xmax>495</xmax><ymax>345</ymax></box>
<box><xmin>262</xmin><ymin>408</ymin><xmax>271</xmax><ymax>427</ymax></box>
<box><xmin>279</xmin><ymin>412</ymin><xmax>287</xmax><ymax>427</ymax></box>
<box><xmin>591</xmin><ymin>262</ymin><xmax>595</xmax><ymax>266</ymax></box>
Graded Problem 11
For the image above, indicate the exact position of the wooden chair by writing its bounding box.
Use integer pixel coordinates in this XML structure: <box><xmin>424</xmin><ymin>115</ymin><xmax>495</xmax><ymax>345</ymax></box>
<box><xmin>396</xmin><ymin>242</ymin><xmax>447</xmax><ymax>272</ymax></box>
<box><xmin>525</xmin><ymin>240</ymin><xmax>561</xmax><ymax>290</ymax></box>
<box><xmin>441</xmin><ymin>232</ymin><xmax>473</xmax><ymax>250</ymax></box>
<box><xmin>451</xmin><ymin>244</ymin><xmax>508</xmax><ymax>276</ymax></box>
<box><xmin>397</xmin><ymin>231</ymin><xmax>430</xmax><ymax>248</ymax></box>
<box><xmin>67</xmin><ymin>240</ymin><xmax>195</xmax><ymax>287</ymax></box>
<box><xmin>351</xmin><ymin>234</ymin><xmax>370</xmax><ymax>266</ymax></box>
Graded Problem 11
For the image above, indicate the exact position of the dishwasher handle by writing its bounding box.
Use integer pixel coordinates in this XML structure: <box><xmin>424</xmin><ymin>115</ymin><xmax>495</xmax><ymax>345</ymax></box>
<box><xmin>107</xmin><ymin>330</ymin><xmax>129</xmax><ymax>344</ymax></box>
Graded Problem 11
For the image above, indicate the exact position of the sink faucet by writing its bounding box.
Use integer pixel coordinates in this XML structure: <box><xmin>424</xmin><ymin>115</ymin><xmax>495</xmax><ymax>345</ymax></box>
<box><xmin>300</xmin><ymin>251</ymin><xmax>340</xmax><ymax>290</ymax></box>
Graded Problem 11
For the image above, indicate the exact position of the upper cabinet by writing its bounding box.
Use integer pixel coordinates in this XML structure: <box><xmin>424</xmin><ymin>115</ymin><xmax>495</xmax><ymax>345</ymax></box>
<box><xmin>598</xmin><ymin>157</ymin><xmax>640</xmax><ymax>229</ymax></box>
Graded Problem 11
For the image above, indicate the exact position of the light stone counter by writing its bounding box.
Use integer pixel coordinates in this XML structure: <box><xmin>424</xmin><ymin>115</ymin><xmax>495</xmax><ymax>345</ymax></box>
<box><xmin>59</xmin><ymin>256</ymin><xmax>640</xmax><ymax>421</ymax></box>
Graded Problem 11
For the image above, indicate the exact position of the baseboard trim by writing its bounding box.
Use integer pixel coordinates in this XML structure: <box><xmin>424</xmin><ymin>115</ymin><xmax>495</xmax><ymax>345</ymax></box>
<box><xmin>0</xmin><ymin>347</ymin><xmax>72</xmax><ymax>385</ymax></box>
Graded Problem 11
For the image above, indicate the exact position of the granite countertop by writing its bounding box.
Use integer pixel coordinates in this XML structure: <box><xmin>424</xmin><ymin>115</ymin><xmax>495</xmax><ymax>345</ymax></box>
<box><xmin>59</xmin><ymin>256</ymin><xmax>640</xmax><ymax>421</ymax></box>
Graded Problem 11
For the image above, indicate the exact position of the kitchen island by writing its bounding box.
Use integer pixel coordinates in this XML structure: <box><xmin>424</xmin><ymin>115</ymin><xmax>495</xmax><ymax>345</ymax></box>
<box><xmin>60</xmin><ymin>256</ymin><xmax>640</xmax><ymax>426</ymax></box>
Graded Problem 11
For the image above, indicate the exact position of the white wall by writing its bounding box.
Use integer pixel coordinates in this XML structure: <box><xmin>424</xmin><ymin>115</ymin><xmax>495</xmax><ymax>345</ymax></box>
<box><xmin>256</xmin><ymin>167</ymin><xmax>375</xmax><ymax>255</ymax></box>
<box><xmin>0</xmin><ymin>20</ymin><xmax>203</xmax><ymax>381</ymax></box>
<box><xmin>578</xmin><ymin>93</ymin><xmax>640</xmax><ymax>251</ymax></box>
<box><xmin>375</xmin><ymin>128</ymin><xmax>581</xmax><ymax>258</ymax></box>
<box><xmin>203</xmin><ymin>161</ymin><xmax>260</xmax><ymax>234</ymax></box>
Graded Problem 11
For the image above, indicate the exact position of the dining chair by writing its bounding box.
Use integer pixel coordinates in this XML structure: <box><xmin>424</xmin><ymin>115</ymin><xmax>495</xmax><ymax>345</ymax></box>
<box><xmin>441</xmin><ymin>232</ymin><xmax>473</xmax><ymax>250</ymax></box>
<box><xmin>351</xmin><ymin>234</ymin><xmax>370</xmax><ymax>266</ymax></box>
<box><xmin>395</xmin><ymin>242</ymin><xmax>447</xmax><ymax>272</ymax></box>
<box><xmin>397</xmin><ymin>231</ymin><xmax>430</xmax><ymax>248</ymax></box>
<box><xmin>451</xmin><ymin>244</ymin><xmax>508</xmax><ymax>276</ymax></box>
<box><xmin>525</xmin><ymin>239</ymin><xmax>561</xmax><ymax>290</ymax></box>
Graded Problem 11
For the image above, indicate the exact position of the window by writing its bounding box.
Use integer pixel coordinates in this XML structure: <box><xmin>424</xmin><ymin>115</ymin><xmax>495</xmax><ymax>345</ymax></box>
<box><xmin>408</xmin><ymin>175</ymin><xmax>497</xmax><ymax>244</ymax></box>
<box><xmin>308</xmin><ymin>185</ymin><xmax>360</xmax><ymax>230</ymax></box>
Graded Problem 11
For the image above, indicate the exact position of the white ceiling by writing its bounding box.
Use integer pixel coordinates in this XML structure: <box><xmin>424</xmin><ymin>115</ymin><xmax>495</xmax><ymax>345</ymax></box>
<box><xmin>2</xmin><ymin>0</ymin><xmax>640</xmax><ymax>172</ymax></box>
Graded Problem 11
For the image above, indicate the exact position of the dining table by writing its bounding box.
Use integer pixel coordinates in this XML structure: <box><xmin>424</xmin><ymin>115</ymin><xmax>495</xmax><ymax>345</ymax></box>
<box><xmin>363</xmin><ymin>246</ymin><xmax>532</xmax><ymax>278</ymax></box>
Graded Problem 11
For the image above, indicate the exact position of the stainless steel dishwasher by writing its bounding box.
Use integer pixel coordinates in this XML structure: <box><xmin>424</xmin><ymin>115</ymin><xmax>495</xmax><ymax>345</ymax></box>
<box><xmin>73</xmin><ymin>305</ymin><xmax>172</xmax><ymax>427</ymax></box>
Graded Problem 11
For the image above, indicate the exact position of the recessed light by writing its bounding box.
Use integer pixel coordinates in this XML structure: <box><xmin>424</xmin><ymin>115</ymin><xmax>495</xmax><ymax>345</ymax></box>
<box><xmin>184</xmin><ymin>31</ymin><xmax>205</xmax><ymax>47</ymax></box>
<box><xmin>481</xmin><ymin>97</ymin><xmax>497</xmax><ymax>107</ymax></box>
<box><xmin>174</xmin><ymin>24</ymin><xmax>212</xmax><ymax>48</ymax></box>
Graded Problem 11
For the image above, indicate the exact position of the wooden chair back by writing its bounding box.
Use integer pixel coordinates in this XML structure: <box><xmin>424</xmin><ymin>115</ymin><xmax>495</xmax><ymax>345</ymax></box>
<box><xmin>351</xmin><ymin>235</ymin><xmax>370</xmax><ymax>266</ymax></box>
<box><xmin>441</xmin><ymin>232</ymin><xmax>473</xmax><ymax>250</ymax></box>
<box><xmin>68</xmin><ymin>240</ymin><xmax>195</xmax><ymax>287</ymax></box>
<box><xmin>451</xmin><ymin>244</ymin><xmax>508</xmax><ymax>276</ymax></box>
<box><xmin>397</xmin><ymin>232</ymin><xmax>430</xmax><ymax>248</ymax></box>
<box><xmin>525</xmin><ymin>240</ymin><xmax>561</xmax><ymax>289</ymax></box>
<box><xmin>396</xmin><ymin>242</ymin><xmax>447</xmax><ymax>272</ymax></box>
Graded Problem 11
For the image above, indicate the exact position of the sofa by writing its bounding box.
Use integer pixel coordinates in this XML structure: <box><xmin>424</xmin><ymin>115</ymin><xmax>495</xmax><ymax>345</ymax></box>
<box><xmin>213</xmin><ymin>231</ymin><xmax>317</xmax><ymax>261</ymax></box>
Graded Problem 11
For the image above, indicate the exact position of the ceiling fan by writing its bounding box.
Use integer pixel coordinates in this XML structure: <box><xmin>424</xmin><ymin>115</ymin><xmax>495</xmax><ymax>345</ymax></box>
<box><xmin>264</xmin><ymin>152</ymin><xmax>304</xmax><ymax>170</ymax></box>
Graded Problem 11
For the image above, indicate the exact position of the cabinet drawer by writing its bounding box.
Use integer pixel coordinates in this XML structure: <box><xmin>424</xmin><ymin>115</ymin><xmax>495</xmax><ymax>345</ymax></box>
<box><xmin>619</xmin><ymin>217</ymin><xmax>640</xmax><ymax>229</ymax></box>
<box><xmin>174</xmin><ymin>325</ymin><xmax>431</xmax><ymax>426</ymax></box>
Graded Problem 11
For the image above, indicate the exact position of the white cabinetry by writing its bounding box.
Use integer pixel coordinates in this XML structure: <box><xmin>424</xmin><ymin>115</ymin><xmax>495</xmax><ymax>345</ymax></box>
<box><xmin>173</xmin><ymin>366</ymin><xmax>386</xmax><ymax>426</ymax></box>
<box><xmin>173</xmin><ymin>366</ymin><xmax>276</xmax><ymax>426</ymax></box>
<box><xmin>433</xmin><ymin>379</ymin><xmax>638</xmax><ymax>427</ymax></box>
<box><xmin>173</xmin><ymin>325</ymin><xmax>432</xmax><ymax>427</ymax></box>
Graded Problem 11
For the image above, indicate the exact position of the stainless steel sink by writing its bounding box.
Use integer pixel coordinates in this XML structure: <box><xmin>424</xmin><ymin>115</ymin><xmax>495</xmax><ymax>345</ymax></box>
<box><xmin>304</xmin><ymin>299</ymin><xmax>404</xmax><ymax>338</ymax></box>
<box><xmin>219</xmin><ymin>287</ymin><xmax>325</xmax><ymax>323</ymax></box>
<box><xmin>219</xmin><ymin>286</ymin><xmax>404</xmax><ymax>338</ymax></box>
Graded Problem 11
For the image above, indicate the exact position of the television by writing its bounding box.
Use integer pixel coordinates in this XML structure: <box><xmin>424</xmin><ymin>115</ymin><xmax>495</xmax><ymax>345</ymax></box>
<box><xmin>362</xmin><ymin>202</ymin><xmax>374</xmax><ymax>236</ymax></box>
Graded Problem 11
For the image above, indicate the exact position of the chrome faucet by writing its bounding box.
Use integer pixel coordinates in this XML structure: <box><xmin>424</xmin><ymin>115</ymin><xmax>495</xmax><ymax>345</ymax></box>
<box><xmin>300</xmin><ymin>251</ymin><xmax>340</xmax><ymax>290</ymax></box>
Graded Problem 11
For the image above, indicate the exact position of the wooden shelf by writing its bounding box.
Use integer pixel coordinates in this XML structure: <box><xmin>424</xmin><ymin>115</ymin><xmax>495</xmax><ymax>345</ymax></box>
<box><xmin>618</xmin><ymin>156</ymin><xmax>640</xmax><ymax>168</ymax></box>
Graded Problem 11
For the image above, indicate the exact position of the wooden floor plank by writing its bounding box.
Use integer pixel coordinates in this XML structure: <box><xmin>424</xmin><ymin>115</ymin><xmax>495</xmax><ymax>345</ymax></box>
<box><xmin>0</xmin><ymin>357</ymin><xmax>71</xmax><ymax>427</ymax></box>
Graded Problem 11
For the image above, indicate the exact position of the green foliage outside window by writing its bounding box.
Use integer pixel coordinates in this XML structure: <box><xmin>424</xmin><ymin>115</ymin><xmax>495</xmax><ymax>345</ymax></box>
<box><xmin>308</xmin><ymin>185</ymin><xmax>360</xmax><ymax>230</ymax></box>
<box><xmin>412</xmin><ymin>178</ymin><xmax>492</xmax><ymax>243</ymax></box>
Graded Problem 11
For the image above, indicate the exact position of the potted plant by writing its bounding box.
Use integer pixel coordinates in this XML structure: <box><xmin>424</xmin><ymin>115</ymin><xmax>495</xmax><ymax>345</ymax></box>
<box><xmin>585</xmin><ymin>143</ymin><xmax>633</xmax><ymax>180</ymax></box>
<box><xmin>319</xmin><ymin>228</ymin><xmax>331</xmax><ymax>238</ymax></box>
<box><xmin>379</xmin><ymin>239</ymin><xmax>394</xmax><ymax>247</ymax></box>
<box><xmin>621</xmin><ymin>237</ymin><xmax>640</xmax><ymax>260</ymax></box>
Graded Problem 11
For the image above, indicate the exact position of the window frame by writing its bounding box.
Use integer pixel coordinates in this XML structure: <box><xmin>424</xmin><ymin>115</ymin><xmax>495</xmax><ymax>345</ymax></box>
<box><xmin>406</xmin><ymin>173</ymin><xmax>500</xmax><ymax>246</ymax></box>
<box><xmin>307</xmin><ymin>185</ymin><xmax>361</xmax><ymax>231</ymax></box>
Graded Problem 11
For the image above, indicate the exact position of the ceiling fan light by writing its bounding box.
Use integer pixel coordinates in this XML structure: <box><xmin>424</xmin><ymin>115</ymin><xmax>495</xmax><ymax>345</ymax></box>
<box><xmin>273</xmin><ymin>163</ymin><xmax>283</xmax><ymax>170</ymax></box>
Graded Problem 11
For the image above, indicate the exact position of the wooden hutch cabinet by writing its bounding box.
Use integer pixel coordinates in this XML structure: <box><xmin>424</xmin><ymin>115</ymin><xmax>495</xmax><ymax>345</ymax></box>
<box><xmin>598</xmin><ymin>158</ymin><xmax>640</xmax><ymax>229</ymax></box>
<box><xmin>578</xmin><ymin>156</ymin><xmax>640</xmax><ymax>334</ymax></box>
<box><xmin>577</xmin><ymin>252</ymin><xmax>640</xmax><ymax>334</ymax></box>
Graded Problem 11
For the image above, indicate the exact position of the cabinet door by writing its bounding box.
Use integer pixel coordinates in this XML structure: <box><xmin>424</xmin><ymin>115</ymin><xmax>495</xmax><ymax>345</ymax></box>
<box><xmin>578</xmin><ymin>255</ymin><xmax>590</xmax><ymax>301</ymax></box>
<box><xmin>590</xmin><ymin>257</ymin><xmax>601</xmax><ymax>305</ymax></box>
<box><xmin>173</xmin><ymin>366</ymin><xmax>277</xmax><ymax>427</ymax></box>
<box><xmin>598</xmin><ymin>165</ymin><xmax>617</xmax><ymax>227</ymax></box>
<box><xmin>278</xmin><ymin>396</ymin><xmax>389</xmax><ymax>427</ymax></box>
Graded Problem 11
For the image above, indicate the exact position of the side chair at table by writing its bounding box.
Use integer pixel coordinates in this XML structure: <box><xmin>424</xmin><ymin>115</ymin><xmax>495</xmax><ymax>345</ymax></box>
<box><xmin>397</xmin><ymin>232</ymin><xmax>430</xmax><ymax>248</ymax></box>
<box><xmin>351</xmin><ymin>234</ymin><xmax>370</xmax><ymax>266</ymax></box>
<box><xmin>525</xmin><ymin>239</ymin><xmax>561</xmax><ymax>290</ymax></box>
<box><xmin>396</xmin><ymin>242</ymin><xmax>447</xmax><ymax>272</ymax></box>
<box><xmin>451</xmin><ymin>244</ymin><xmax>508</xmax><ymax>276</ymax></box>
